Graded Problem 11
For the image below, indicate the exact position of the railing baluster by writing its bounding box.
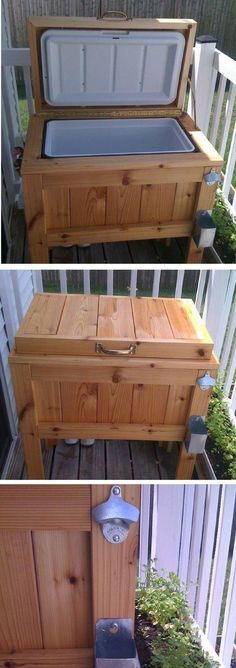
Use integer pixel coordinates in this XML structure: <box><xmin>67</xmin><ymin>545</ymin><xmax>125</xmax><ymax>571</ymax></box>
<box><xmin>194</xmin><ymin>485</ymin><xmax>220</xmax><ymax>629</ymax></box>
<box><xmin>107</xmin><ymin>269</ymin><xmax>113</xmax><ymax>295</ymax></box>
<box><xmin>83</xmin><ymin>270</ymin><xmax>91</xmax><ymax>294</ymax></box>
<box><xmin>152</xmin><ymin>270</ymin><xmax>161</xmax><ymax>297</ymax></box>
<box><xmin>130</xmin><ymin>270</ymin><xmax>138</xmax><ymax>296</ymax></box>
<box><xmin>32</xmin><ymin>270</ymin><xmax>43</xmax><ymax>293</ymax></box>
<box><xmin>195</xmin><ymin>269</ymin><xmax>208</xmax><ymax>312</ymax></box>
<box><xmin>59</xmin><ymin>270</ymin><xmax>67</xmax><ymax>293</ymax></box>
<box><xmin>219</xmin><ymin>82</ymin><xmax>236</xmax><ymax>158</ymax></box>
<box><xmin>175</xmin><ymin>270</ymin><xmax>184</xmax><ymax>298</ymax></box>
<box><xmin>205</xmin><ymin>487</ymin><xmax>236</xmax><ymax>649</ymax></box>
<box><xmin>23</xmin><ymin>65</ymin><xmax>34</xmax><ymax>115</ymax></box>
<box><xmin>222</xmin><ymin>122</ymin><xmax>236</xmax><ymax>201</ymax></box>
<box><xmin>209</xmin><ymin>74</ymin><xmax>227</xmax><ymax>146</ymax></box>
<box><xmin>139</xmin><ymin>485</ymin><xmax>151</xmax><ymax>583</ymax></box>
<box><xmin>219</xmin><ymin>530</ymin><xmax>236</xmax><ymax>668</ymax></box>
<box><xmin>224</xmin><ymin>345</ymin><xmax>236</xmax><ymax>398</ymax></box>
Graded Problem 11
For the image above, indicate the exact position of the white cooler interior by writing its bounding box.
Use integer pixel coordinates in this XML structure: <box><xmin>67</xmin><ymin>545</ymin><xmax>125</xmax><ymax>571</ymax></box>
<box><xmin>41</xmin><ymin>29</ymin><xmax>185</xmax><ymax>106</ymax></box>
<box><xmin>43</xmin><ymin>118</ymin><xmax>195</xmax><ymax>157</ymax></box>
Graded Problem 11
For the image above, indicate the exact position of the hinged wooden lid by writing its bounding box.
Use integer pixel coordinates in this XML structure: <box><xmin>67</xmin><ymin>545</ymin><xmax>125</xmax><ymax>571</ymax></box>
<box><xmin>28</xmin><ymin>17</ymin><xmax>196</xmax><ymax>114</ymax></box>
<box><xmin>15</xmin><ymin>294</ymin><xmax>213</xmax><ymax>360</ymax></box>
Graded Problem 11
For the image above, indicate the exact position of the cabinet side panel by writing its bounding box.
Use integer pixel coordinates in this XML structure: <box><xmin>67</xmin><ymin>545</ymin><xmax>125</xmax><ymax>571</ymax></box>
<box><xmin>33</xmin><ymin>531</ymin><xmax>93</xmax><ymax>649</ymax></box>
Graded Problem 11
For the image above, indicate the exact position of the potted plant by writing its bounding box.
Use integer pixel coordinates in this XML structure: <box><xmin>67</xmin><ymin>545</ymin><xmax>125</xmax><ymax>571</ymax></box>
<box><xmin>135</xmin><ymin>567</ymin><xmax>220</xmax><ymax>667</ymax></box>
<box><xmin>205</xmin><ymin>376</ymin><xmax>236</xmax><ymax>480</ymax></box>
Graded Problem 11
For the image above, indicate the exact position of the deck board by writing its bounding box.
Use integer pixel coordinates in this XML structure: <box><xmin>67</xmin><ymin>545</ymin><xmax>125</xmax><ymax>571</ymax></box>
<box><xmin>2</xmin><ymin>437</ymin><xmax>188</xmax><ymax>480</ymax></box>
<box><xmin>8</xmin><ymin>209</ymin><xmax>220</xmax><ymax>264</ymax></box>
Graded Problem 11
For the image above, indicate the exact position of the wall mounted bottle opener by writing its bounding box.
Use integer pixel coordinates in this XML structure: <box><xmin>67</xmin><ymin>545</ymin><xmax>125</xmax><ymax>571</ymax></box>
<box><xmin>92</xmin><ymin>485</ymin><xmax>140</xmax><ymax>544</ymax></box>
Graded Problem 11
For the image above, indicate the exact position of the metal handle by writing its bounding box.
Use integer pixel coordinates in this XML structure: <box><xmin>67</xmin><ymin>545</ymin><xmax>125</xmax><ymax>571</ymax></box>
<box><xmin>101</xmin><ymin>10</ymin><xmax>128</xmax><ymax>20</ymax></box>
<box><xmin>95</xmin><ymin>342</ymin><xmax>136</xmax><ymax>356</ymax></box>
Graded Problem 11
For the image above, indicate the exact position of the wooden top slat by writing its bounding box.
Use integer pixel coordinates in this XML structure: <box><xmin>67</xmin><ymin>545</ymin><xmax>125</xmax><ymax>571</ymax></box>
<box><xmin>163</xmin><ymin>298</ymin><xmax>212</xmax><ymax>342</ymax></box>
<box><xmin>98</xmin><ymin>296</ymin><xmax>135</xmax><ymax>338</ymax></box>
<box><xmin>17</xmin><ymin>293</ymin><xmax>66</xmax><ymax>335</ymax></box>
<box><xmin>132</xmin><ymin>298</ymin><xmax>173</xmax><ymax>339</ymax></box>
<box><xmin>14</xmin><ymin>294</ymin><xmax>214</xmax><ymax>360</ymax></box>
<box><xmin>58</xmin><ymin>294</ymin><xmax>99</xmax><ymax>338</ymax></box>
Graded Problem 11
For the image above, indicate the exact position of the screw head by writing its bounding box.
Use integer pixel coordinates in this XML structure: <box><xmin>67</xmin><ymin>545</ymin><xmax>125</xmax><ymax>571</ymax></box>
<box><xmin>113</xmin><ymin>534</ymin><xmax>120</xmax><ymax>543</ymax></box>
<box><xmin>113</xmin><ymin>486</ymin><xmax>121</xmax><ymax>496</ymax></box>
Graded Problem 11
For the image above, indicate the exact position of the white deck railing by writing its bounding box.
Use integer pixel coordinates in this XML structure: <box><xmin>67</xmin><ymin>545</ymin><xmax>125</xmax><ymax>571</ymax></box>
<box><xmin>139</xmin><ymin>484</ymin><xmax>236</xmax><ymax>668</ymax></box>
<box><xmin>1</xmin><ymin>37</ymin><xmax>236</xmax><ymax>234</ymax></box>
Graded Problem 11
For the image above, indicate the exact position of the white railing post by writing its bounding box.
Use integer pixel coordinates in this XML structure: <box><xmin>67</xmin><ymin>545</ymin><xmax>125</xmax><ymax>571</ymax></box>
<box><xmin>188</xmin><ymin>36</ymin><xmax>217</xmax><ymax>135</ymax></box>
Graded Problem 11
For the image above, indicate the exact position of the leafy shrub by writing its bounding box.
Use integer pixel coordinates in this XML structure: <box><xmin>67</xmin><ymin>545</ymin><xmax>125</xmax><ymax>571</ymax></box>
<box><xmin>206</xmin><ymin>376</ymin><xmax>236</xmax><ymax>479</ymax></box>
<box><xmin>212</xmin><ymin>190</ymin><xmax>236</xmax><ymax>263</ymax></box>
<box><xmin>136</xmin><ymin>568</ymin><xmax>219</xmax><ymax>668</ymax></box>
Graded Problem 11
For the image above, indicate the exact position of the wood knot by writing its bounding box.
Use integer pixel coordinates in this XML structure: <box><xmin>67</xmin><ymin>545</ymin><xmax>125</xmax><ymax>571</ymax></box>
<box><xmin>122</xmin><ymin>174</ymin><xmax>130</xmax><ymax>186</ymax></box>
<box><xmin>68</xmin><ymin>575</ymin><xmax>78</xmax><ymax>585</ymax></box>
<box><xmin>198</xmin><ymin>349</ymin><xmax>205</xmax><ymax>357</ymax></box>
<box><xmin>112</xmin><ymin>373</ymin><xmax>121</xmax><ymax>384</ymax></box>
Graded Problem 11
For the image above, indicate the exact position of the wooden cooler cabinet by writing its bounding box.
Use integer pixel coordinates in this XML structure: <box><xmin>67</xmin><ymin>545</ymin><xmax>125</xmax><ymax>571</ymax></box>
<box><xmin>21</xmin><ymin>16</ymin><xmax>223</xmax><ymax>264</ymax></box>
<box><xmin>10</xmin><ymin>293</ymin><xmax>219</xmax><ymax>480</ymax></box>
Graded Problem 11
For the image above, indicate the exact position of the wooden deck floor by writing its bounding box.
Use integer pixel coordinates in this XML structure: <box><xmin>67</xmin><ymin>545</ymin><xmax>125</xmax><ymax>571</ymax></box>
<box><xmin>3</xmin><ymin>437</ymin><xmax>196</xmax><ymax>480</ymax></box>
<box><xmin>8</xmin><ymin>210</ymin><xmax>218</xmax><ymax>264</ymax></box>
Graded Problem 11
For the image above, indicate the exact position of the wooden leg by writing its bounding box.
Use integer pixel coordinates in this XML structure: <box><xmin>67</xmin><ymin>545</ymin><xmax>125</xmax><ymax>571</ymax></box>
<box><xmin>23</xmin><ymin>175</ymin><xmax>49</xmax><ymax>264</ymax></box>
<box><xmin>175</xmin><ymin>443</ymin><xmax>196</xmax><ymax>480</ymax></box>
<box><xmin>186</xmin><ymin>238</ymin><xmax>204</xmax><ymax>263</ymax></box>
<box><xmin>21</xmin><ymin>434</ymin><xmax>44</xmax><ymax>480</ymax></box>
<box><xmin>44</xmin><ymin>438</ymin><xmax>58</xmax><ymax>449</ymax></box>
<box><xmin>10</xmin><ymin>362</ymin><xmax>45</xmax><ymax>480</ymax></box>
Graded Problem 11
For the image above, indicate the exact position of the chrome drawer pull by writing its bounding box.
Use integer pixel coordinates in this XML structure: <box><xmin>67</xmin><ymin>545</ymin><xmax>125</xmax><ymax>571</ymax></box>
<box><xmin>95</xmin><ymin>343</ymin><xmax>136</xmax><ymax>356</ymax></box>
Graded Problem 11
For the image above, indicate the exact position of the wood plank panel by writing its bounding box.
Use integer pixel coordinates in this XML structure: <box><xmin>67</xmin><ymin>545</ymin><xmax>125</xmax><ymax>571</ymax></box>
<box><xmin>106</xmin><ymin>186</ymin><xmax>141</xmax><ymax>225</ymax></box>
<box><xmin>98</xmin><ymin>296</ymin><xmax>135</xmax><ymax>339</ymax></box>
<box><xmin>172</xmin><ymin>182</ymin><xmax>197</xmax><ymax>220</ymax></box>
<box><xmin>132</xmin><ymin>298</ymin><xmax>173</xmax><ymax>339</ymax></box>
<box><xmin>0</xmin><ymin>648</ymin><xmax>93</xmax><ymax>667</ymax></box>
<box><xmin>131</xmin><ymin>385</ymin><xmax>169</xmax><ymax>424</ymax></box>
<box><xmin>33</xmin><ymin>531</ymin><xmax>92</xmax><ymax>649</ymax></box>
<box><xmin>0</xmin><ymin>531</ymin><xmax>42</xmax><ymax>650</ymax></box>
<box><xmin>43</xmin><ymin>189</ymin><xmax>70</xmax><ymax>230</ymax></box>
<box><xmin>163</xmin><ymin>298</ymin><xmax>211</xmax><ymax>342</ymax></box>
<box><xmin>57</xmin><ymin>295</ymin><xmax>99</xmax><ymax>338</ymax></box>
<box><xmin>70</xmin><ymin>187</ymin><xmax>106</xmax><ymax>227</ymax></box>
<box><xmin>140</xmin><ymin>184</ymin><xmax>175</xmax><ymax>222</ymax></box>
<box><xmin>97</xmin><ymin>384</ymin><xmax>133</xmax><ymax>423</ymax></box>
<box><xmin>17</xmin><ymin>293</ymin><xmax>66</xmax><ymax>336</ymax></box>
<box><xmin>165</xmin><ymin>386</ymin><xmax>192</xmax><ymax>425</ymax></box>
<box><xmin>33</xmin><ymin>380</ymin><xmax>62</xmax><ymax>421</ymax></box>
<box><xmin>91</xmin><ymin>485</ymin><xmax>140</xmax><ymax>624</ymax></box>
<box><xmin>61</xmin><ymin>383</ymin><xmax>97</xmax><ymax>422</ymax></box>
<box><xmin>0</xmin><ymin>486</ymin><xmax>91</xmax><ymax>530</ymax></box>
<box><xmin>38</xmin><ymin>421</ymin><xmax>185</xmax><ymax>442</ymax></box>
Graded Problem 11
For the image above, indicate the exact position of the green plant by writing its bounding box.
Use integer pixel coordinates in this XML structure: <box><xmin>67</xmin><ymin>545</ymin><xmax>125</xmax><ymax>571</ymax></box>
<box><xmin>206</xmin><ymin>376</ymin><xmax>236</xmax><ymax>479</ymax></box>
<box><xmin>136</xmin><ymin>567</ymin><xmax>219</xmax><ymax>668</ymax></box>
<box><xmin>212</xmin><ymin>190</ymin><xmax>236</xmax><ymax>263</ymax></box>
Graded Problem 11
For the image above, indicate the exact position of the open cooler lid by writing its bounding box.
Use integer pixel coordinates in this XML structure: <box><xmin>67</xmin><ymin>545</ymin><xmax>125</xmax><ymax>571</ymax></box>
<box><xmin>15</xmin><ymin>294</ymin><xmax>213</xmax><ymax>360</ymax></box>
<box><xmin>40</xmin><ymin>28</ymin><xmax>185</xmax><ymax>107</ymax></box>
